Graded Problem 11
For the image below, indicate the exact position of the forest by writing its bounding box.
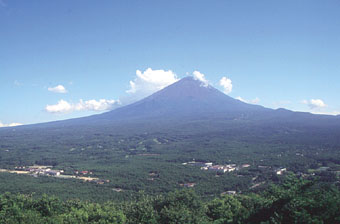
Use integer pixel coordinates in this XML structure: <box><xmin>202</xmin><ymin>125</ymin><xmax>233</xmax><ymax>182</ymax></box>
<box><xmin>1</xmin><ymin>121</ymin><xmax>340</xmax><ymax>202</ymax></box>
<box><xmin>1</xmin><ymin>175</ymin><xmax>339</xmax><ymax>224</ymax></box>
<box><xmin>1</xmin><ymin>110</ymin><xmax>340</xmax><ymax>223</ymax></box>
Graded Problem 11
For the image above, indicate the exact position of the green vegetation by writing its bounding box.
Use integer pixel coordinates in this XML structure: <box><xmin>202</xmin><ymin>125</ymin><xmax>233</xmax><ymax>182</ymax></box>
<box><xmin>1</xmin><ymin>123</ymin><xmax>340</xmax><ymax>201</ymax></box>
<box><xmin>1</xmin><ymin>116</ymin><xmax>340</xmax><ymax>223</ymax></box>
<box><xmin>1</xmin><ymin>176</ymin><xmax>339</xmax><ymax>223</ymax></box>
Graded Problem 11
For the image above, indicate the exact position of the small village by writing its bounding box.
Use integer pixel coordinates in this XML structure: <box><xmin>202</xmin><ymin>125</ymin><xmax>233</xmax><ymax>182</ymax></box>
<box><xmin>0</xmin><ymin>165</ymin><xmax>110</xmax><ymax>185</ymax></box>
<box><xmin>182</xmin><ymin>160</ymin><xmax>250</xmax><ymax>173</ymax></box>
<box><xmin>0</xmin><ymin>162</ymin><xmax>290</xmax><ymax>192</ymax></box>
<box><xmin>180</xmin><ymin>160</ymin><xmax>289</xmax><ymax>193</ymax></box>
<box><xmin>182</xmin><ymin>160</ymin><xmax>288</xmax><ymax>175</ymax></box>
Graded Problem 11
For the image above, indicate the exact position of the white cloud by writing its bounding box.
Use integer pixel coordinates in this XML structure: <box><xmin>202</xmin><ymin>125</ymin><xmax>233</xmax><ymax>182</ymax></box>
<box><xmin>302</xmin><ymin>99</ymin><xmax>327</xmax><ymax>109</ymax></box>
<box><xmin>250</xmin><ymin>97</ymin><xmax>261</xmax><ymax>104</ymax></box>
<box><xmin>219</xmin><ymin>77</ymin><xmax>232</xmax><ymax>94</ymax></box>
<box><xmin>75</xmin><ymin>99</ymin><xmax>119</xmax><ymax>111</ymax></box>
<box><xmin>0</xmin><ymin>121</ymin><xmax>23</xmax><ymax>128</ymax></box>
<box><xmin>127</xmin><ymin>68</ymin><xmax>179</xmax><ymax>96</ymax></box>
<box><xmin>301</xmin><ymin>99</ymin><xmax>339</xmax><ymax>115</ymax></box>
<box><xmin>236</xmin><ymin>96</ymin><xmax>260</xmax><ymax>104</ymax></box>
<box><xmin>251</xmin><ymin>97</ymin><xmax>260</xmax><ymax>104</ymax></box>
<box><xmin>45</xmin><ymin>99</ymin><xmax>120</xmax><ymax>114</ymax></box>
<box><xmin>45</xmin><ymin>100</ymin><xmax>73</xmax><ymax>113</ymax></box>
<box><xmin>236</xmin><ymin>96</ymin><xmax>246</xmax><ymax>102</ymax></box>
<box><xmin>193</xmin><ymin>71</ymin><xmax>209</xmax><ymax>87</ymax></box>
<box><xmin>48</xmin><ymin>85</ymin><xmax>67</xmax><ymax>93</ymax></box>
<box><xmin>310</xmin><ymin>111</ymin><xmax>340</xmax><ymax>116</ymax></box>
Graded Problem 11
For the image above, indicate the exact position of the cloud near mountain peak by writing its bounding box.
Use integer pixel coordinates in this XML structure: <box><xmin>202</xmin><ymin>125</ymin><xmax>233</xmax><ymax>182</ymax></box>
<box><xmin>127</xmin><ymin>68</ymin><xmax>179</xmax><ymax>94</ymax></box>
<box><xmin>45</xmin><ymin>68</ymin><xmax>237</xmax><ymax>115</ymax></box>
<box><xmin>193</xmin><ymin>71</ymin><xmax>209</xmax><ymax>87</ymax></box>
<box><xmin>219</xmin><ymin>77</ymin><xmax>232</xmax><ymax>94</ymax></box>
<box><xmin>45</xmin><ymin>99</ymin><xmax>120</xmax><ymax>114</ymax></box>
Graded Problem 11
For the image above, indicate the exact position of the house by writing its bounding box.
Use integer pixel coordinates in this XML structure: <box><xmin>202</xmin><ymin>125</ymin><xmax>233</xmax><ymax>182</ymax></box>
<box><xmin>95</xmin><ymin>179</ymin><xmax>106</xmax><ymax>184</ymax></box>
<box><xmin>112</xmin><ymin>188</ymin><xmax>123</xmax><ymax>192</ymax></box>
<box><xmin>208</xmin><ymin>165</ymin><xmax>224</xmax><ymax>171</ymax></box>
<box><xmin>227</xmin><ymin>167</ymin><xmax>236</xmax><ymax>172</ymax></box>
<box><xmin>180</xmin><ymin>183</ymin><xmax>196</xmax><ymax>188</ymax></box>
<box><xmin>258</xmin><ymin>165</ymin><xmax>270</xmax><ymax>169</ymax></box>
<box><xmin>208</xmin><ymin>165</ymin><xmax>236</xmax><ymax>173</ymax></box>
<box><xmin>45</xmin><ymin>170</ymin><xmax>60</xmax><ymax>176</ymax></box>
<box><xmin>276</xmin><ymin>168</ymin><xmax>287</xmax><ymax>175</ymax></box>
<box><xmin>221</xmin><ymin>191</ymin><xmax>237</xmax><ymax>196</ymax></box>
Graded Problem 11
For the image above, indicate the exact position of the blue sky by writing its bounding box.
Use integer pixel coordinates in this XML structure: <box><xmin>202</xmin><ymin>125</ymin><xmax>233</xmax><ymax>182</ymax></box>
<box><xmin>1</xmin><ymin>0</ymin><xmax>340</xmax><ymax>126</ymax></box>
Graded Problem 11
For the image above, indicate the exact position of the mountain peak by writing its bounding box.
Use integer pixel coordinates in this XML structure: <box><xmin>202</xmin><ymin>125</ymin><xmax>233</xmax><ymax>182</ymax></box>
<box><xmin>98</xmin><ymin>76</ymin><xmax>267</xmax><ymax>121</ymax></box>
<box><xmin>146</xmin><ymin>76</ymin><xmax>215</xmax><ymax>101</ymax></box>
<box><xmin>180</xmin><ymin>76</ymin><xmax>196</xmax><ymax>81</ymax></box>
<box><xmin>174</xmin><ymin>75</ymin><xmax>210</xmax><ymax>87</ymax></box>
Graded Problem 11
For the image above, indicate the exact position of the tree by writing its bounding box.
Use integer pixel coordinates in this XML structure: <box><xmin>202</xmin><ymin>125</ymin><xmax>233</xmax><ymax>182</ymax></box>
<box><xmin>207</xmin><ymin>195</ymin><xmax>248</xmax><ymax>224</ymax></box>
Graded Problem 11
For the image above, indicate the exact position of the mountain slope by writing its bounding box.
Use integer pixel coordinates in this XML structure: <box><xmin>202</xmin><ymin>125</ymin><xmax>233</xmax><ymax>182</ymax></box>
<box><xmin>82</xmin><ymin>77</ymin><xmax>339</xmax><ymax>128</ymax></box>
<box><xmin>1</xmin><ymin>76</ymin><xmax>339</xmax><ymax>133</ymax></box>
<box><xmin>0</xmin><ymin>76</ymin><xmax>340</xmax><ymax>159</ymax></box>
<box><xmin>90</xmin><ymin>76</ymin><xmax>269</xmax><ymax>122</ymax></box>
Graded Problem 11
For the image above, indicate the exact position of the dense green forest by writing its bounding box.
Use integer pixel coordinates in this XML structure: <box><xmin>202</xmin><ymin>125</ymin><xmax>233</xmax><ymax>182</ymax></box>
<box><xmin>1</xmin><ymin>124</ymin><xmax>340</xmax><ymax>202</ymax></box>
<box><xmin>1</xmin><ymin>113</ymin><xmax>340</xmax><ymax>222</ymax></box>
<box><xmin>1</xmin><ymin>175</ymin><xmax>339</xmax><ymax>224</ymax></box>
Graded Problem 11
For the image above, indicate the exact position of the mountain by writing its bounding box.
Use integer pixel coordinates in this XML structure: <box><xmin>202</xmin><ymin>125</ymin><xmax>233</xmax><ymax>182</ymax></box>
<box><xmin>91</xmin><ymin>76</ymin><xmax>269</xmax><ymax>122</ymax></box>
<box><xmin>51</xmin><ymin>76</ymin><xmax>339</xmax><ymax>128</ymax></box>
<box><xmin>3</xmin><ymin>76</ymin><xmax>339</xmax><ymax>128</ymax></box>
<box><xmin>1</xmin><ymin>76</ymin><xmax>340</xmax><ymax>142</ymax></box>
